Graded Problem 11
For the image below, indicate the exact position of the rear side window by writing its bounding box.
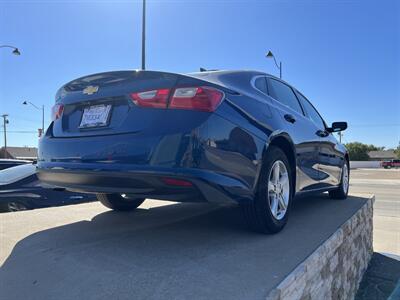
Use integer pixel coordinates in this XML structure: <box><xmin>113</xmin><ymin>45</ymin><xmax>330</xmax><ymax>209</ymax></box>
<box><xmin>295</xmin><ymin>91</ymin><xmax>325</xmax><ymax>129</ymax></box>
<box><xmin>254</xmin><ymin>77</ymin><xmax>268</xmax><ymax>94</ymax></box>
<box><xmin>267</xmin><ymin>79</ymin><xmax>303</xmax><ymax>115</ymax></box>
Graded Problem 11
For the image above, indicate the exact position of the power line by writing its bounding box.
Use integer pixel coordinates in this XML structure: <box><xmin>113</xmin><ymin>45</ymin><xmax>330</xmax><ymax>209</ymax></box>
<box><xmin>350</xmin><ymin>124</ymin><xmax>400</xmax><ymax>128</ymax></box>
<box><xmin>0</xmin><ymin>130</ymin><xmax>37</xmax><ymax>133</ymax></box>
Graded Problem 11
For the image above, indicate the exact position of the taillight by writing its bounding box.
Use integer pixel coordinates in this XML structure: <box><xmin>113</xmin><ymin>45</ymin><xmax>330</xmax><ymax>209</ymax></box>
<box><xmin>170</xmin><ymin>87</ymin><xmax>223</xmax><ymax>112</ymax></box>
<box><xmin>161</xmin><ymin>177</ymin><xmax>193</xmax><ymax>187</ymax></box>
<box><xmin>51</xmin><ymin>104</ymin><xmax>64</xmax><ymax>121</ymax></box>
<box><xmin>130</xmin><ymin>86</ymin><xmax>224</xmax><ymax>112</ymax></box>
<box><xmin>130</xmin><ymin>89</ymin><xmax>170</xmax><ymax>108</ymax></box>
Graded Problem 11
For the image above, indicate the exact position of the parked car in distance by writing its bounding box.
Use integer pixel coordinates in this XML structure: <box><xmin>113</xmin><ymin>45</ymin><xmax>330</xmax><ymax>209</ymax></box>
<box><xmin>381</xmin><ymin>159</ymin><xmax>400</xmax><ymax>169</ymax></box>
<box><xmin>0</xmin><ymin>159</ymin><xmax>31</xmax><ymax>170</ymax></box>
<box><xmin>37</xmin><ymin>70</ymin><xmax>349</xmax><ymax>233</ymax></box>
<box><xmin>0</xmin><ymin>164</ymin><xmax>96</xmax><ymax>212</ymax></box>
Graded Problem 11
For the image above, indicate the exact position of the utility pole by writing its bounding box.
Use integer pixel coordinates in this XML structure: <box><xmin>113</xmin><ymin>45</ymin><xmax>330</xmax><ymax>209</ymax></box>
<box><xmin>1</xmin><ymin>114</ymin><xmax>9</xmax><ymax>158</ymax></box>
<box><xmin>141</xmin><ymin>0</ymin><xmax>146</xmax><ymax>70</ymax></box>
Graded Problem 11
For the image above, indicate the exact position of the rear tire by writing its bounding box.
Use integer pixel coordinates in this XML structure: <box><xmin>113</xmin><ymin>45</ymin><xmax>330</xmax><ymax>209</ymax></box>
<box><xmin>97</xmin><ymin>194</ymin><xmax>145</xmax><ymax>211</ymax></box>
<box><xmin>329</xmin><ymin>161</ymin><xmax>349</xmax><ymax>200</ymax></box>
<box><xmin>241</xmin><ymin>146</ymin><xmax>293</xmax><ymax>234</ymax></box>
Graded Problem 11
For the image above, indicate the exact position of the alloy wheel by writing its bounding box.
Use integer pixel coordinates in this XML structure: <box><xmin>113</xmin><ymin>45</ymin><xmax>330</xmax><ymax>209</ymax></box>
<box><xmin>342</xmin><ymin>163</ymin><xmax>349</xmax><ymax>193</ymax></box>
<box><xmin>267</xmin><ymin>160</ymin><xmax>290</xmax><ymax>220</ymax></box>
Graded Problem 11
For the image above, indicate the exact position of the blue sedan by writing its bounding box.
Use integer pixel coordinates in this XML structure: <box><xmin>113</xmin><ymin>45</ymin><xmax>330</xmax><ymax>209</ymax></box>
<box><xmin>37</xmin><ymin>70</ymin><xmax>349</xmax><ymax>233</ymax></box>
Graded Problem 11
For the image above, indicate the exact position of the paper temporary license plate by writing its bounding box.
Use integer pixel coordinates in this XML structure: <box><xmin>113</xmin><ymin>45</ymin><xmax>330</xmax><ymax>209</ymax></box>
<box><xmin>79</xmin><ymin>104</ymin><xmax>112</xmax><ymax>128</ymax></box>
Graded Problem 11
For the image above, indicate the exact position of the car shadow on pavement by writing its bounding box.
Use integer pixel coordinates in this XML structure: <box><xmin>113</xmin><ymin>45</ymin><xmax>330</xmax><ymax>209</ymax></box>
<box><xmin>0</xmin><ymin>194</ymin><xmax>369</xmax><ymax>300</ymax></box>
<box><xmin>355</xmin><ymin>252</ymin><xmax>400</xmax><ymax>300</ymax></box>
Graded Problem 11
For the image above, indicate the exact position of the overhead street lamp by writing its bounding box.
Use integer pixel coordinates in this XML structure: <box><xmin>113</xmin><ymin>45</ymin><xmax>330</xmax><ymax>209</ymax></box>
<box><xmin>0</xmin><ymin>45</ymin><xmax>21</xmax><ymax>56</ymax></box>
<box><xmin>22</xmin><ymin>101</ymin><xmax>44</xmax><ymax>134</ymax></box>
<box><xmin>266</xmin><ymin>50</ymin><xmax>282</xmax><ymax>79</ymax></box>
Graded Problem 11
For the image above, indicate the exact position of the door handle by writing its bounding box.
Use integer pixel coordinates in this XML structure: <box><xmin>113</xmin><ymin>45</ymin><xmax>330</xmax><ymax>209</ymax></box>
<box><xmin>284</xmin><ymin>114</ymin><xmax>296</xmax><ymax>123</ymax></box>
<box><xmin>316</xmin><ymin>130</ymin><xmax>328</xmax><ymax>137</ymax></box>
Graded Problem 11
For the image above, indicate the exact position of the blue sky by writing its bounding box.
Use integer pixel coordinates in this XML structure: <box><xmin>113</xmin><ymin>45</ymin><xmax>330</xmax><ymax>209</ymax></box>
<box><xmin>1</xmin><ymin>0</ymin><xmax>399</xmax><ymax>148</ymax></box>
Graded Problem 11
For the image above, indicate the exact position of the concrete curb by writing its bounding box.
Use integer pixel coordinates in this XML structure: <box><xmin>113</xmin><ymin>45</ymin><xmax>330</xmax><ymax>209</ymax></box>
<box><xmin>266</xmin><ymin>196</ymin><xmax>375</xmax><ymax>300</ymax></box>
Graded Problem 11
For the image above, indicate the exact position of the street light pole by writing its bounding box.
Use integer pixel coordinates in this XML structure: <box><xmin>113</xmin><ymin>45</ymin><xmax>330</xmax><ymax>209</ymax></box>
<box><xmin>141</xmin><ymin>0</ymin><xmax>146</xmax><ymax>70</ymax></box>
<box><xmin>266</xmin><ymin>51</ymin><xmax>282</xmax><ymax>79</ymax></box>
<box><xmin>22</xmin><ymin>101</ymin><xmax>44</xmax><ymax>133</ymax></box>
<box><xmin>1</xmin><ymin>114</ymin><xmax>9</xmax><ymax>158</ymax></box>
<box><xmin>41</xmin><ymin>104</ymin><xmax>44</xmax><ymax>134</ymax></box>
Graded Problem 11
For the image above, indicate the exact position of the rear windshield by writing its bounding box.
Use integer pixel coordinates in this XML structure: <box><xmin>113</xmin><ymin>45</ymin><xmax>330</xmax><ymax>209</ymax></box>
<box><xmin>61</xmin><ymin>71</ymin><xmax>177</xmax><ymax>92</ymax></box>
<box><xmin>0</xmin><ymin>164</ymin><xmax>35</xmax><ymax>185</ymax></box>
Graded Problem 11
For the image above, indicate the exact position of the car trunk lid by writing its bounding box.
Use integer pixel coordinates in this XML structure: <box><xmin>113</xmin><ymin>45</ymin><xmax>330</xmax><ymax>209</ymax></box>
<box><xmin>52</xmin><ymin>71</ymin><xmax>185</xmax><ymax>137</ymax></box>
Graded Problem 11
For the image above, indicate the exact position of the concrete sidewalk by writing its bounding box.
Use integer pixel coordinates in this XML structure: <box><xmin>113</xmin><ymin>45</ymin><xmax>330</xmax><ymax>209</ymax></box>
<box><xmin>0</xmin><ymin>194</ymin><xmax>369</xmax><ymax>300</ymax></box>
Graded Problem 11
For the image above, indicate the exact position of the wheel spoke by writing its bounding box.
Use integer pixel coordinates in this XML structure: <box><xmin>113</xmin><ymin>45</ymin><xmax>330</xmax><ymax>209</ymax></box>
<box><xmin>279</xmin><ymin>173</ymin><xmax>288</xmax><ymax>186</ymax></box>
<box><xmin>268</xmin><ymin>181</ymin><xmax>275</xmax><ymax>192</ymax></box>
<box><xmin>278</xmin><ymin>194</ymin><xmax>287</xmax><ymax>210</ymax></box>
<box><xmin>273</xmin><ymin>163</ymin><xmax>280</xmax><ymax>184</ymax></box>
<box><xmin>270</xmin><ymin>195</ymin><xmax>278</xmax><ymax>217</ymax></box>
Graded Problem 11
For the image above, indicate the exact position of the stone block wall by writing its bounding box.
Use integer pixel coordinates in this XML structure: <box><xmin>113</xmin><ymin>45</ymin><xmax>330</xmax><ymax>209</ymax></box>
<box><xmin>267</xmin><ymin>196</ymin><xmax>374</xmax><ymax>300</ymax></box>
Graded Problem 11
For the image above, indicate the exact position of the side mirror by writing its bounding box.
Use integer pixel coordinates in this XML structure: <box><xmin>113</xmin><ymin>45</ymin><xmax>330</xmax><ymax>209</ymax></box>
<box><xmin>327</xmin><ymin>122</ymin><xmax>347</xmax><ymax>133</ymax></box>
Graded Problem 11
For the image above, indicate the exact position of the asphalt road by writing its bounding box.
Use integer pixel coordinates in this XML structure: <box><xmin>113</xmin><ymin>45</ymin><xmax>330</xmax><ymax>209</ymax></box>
<box><xmin>351</xmin><ymin>168</ymin><xmax>400</xmax><ymax>300</ymax></box>
<box><xmin>349</xmin><ymin>168</ymin><xmax>400</xmax><ymax>256</ymax></box>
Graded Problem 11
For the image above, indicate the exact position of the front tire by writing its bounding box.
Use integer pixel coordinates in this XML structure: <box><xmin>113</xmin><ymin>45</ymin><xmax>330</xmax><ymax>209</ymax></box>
<box><xmin>329</xmin><ymin>161</ymin><xmax>349</xmax><ymax>199</ymax></box>
<box><xmin>241</xmin><ymin>146</ymin><xmax>293</xmax><ymax>234</ymax></box>
<box><xmin>97</xmin><ymin>194</ymin><xmax>145</xmax><ymax>211</ymax></box>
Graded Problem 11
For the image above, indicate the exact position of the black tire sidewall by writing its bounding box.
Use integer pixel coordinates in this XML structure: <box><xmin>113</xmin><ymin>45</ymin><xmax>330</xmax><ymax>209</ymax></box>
<box><xmin>97</xmin><ymin>194</ymin><xmax>145</xmax><ymax>211</ymax></box>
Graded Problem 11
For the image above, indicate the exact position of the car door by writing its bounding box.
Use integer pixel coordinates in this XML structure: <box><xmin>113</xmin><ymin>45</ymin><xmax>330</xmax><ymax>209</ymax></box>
<box><xmin>295</xmin><ymin>91</ymin><xmax>342</xmax><ymax>188</ymax></box>
<box><xmin>266</xmin><ymin>78</ymin><xmax>321</xmax><ymax>192</ymax></box>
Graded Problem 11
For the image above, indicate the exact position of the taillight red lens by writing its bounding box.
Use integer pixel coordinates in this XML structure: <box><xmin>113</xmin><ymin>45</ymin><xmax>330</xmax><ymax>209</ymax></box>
<box><xmin>130</xmin><ymin>86</ymin><xmax>224</xmax><ymax>112</ymax></box>
<box><xmin>130</xmin><ymin>89</ymin><xmax>170</xmax><ymax>108</ymax></box>
<box><xmin>161</xmin><ymin>177</ymin><xmax>193</xmax><ymax>187</ymax></box>
<box><xmin>170</xmin><ymin>86</ymin><xmax>223</xmax><ymax>112</ymax></box>
<box><xmin>51</xmin><ymin>104</ymin><xmax>64</xmax><ymax>121</ymax></box>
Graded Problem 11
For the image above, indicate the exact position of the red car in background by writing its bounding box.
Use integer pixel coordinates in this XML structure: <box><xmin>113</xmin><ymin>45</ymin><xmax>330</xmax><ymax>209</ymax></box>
<box><xmin>381</xmin><ymin>159</ymin><xmax>400</xmax><ymax>168</ymax></box>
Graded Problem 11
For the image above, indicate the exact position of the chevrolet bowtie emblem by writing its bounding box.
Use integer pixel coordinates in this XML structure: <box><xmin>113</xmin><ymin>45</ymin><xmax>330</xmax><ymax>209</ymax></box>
<box><xmin>83</xmin><ymin>85</ymin><xmax>99</xmax><ymax>95</ymax></box>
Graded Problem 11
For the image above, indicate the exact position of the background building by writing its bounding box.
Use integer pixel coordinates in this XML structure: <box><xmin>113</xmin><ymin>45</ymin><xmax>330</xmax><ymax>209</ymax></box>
<box><xmin>367</xmin><ymin>150</ymin><xmax>396</xmax><ymax>161</ymax></box>
<box><xmin>0</xmin><ymin>146</ymin><xmax>38</xmax><ymax>160</ymax></box>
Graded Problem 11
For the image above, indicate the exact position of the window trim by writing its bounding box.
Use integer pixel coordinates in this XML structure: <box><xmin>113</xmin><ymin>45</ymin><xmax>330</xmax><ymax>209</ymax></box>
<box><xmin>251</xmin><ymin>75</ymin><xmax>269</xmax><ymax>95</ymax></box>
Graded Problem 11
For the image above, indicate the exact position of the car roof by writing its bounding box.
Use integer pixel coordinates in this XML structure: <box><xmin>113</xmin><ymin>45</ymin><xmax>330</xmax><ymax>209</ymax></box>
<box><xmin>186</xmin><ymin>70</ymin><xmax>291</xmax><ymax>92</ymax></box>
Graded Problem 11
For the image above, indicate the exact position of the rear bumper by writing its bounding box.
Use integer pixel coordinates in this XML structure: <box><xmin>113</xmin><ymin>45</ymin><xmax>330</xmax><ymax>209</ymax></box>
<box><xmin>37</xmin><ymin>113</ymin><xmax>265</xmax><ymax>204</ymax></box>
<box><xmin>37</xmin><ymin>163</ymin><xmax>254</xmax><ymax>204</ymax></box>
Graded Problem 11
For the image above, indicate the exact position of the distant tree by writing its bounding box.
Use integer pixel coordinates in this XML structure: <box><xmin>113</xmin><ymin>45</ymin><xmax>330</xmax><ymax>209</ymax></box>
<box><xmin>345</xmin><ymin>142</ymin><xmax>383</xmax><ymax>161</ymax></box>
